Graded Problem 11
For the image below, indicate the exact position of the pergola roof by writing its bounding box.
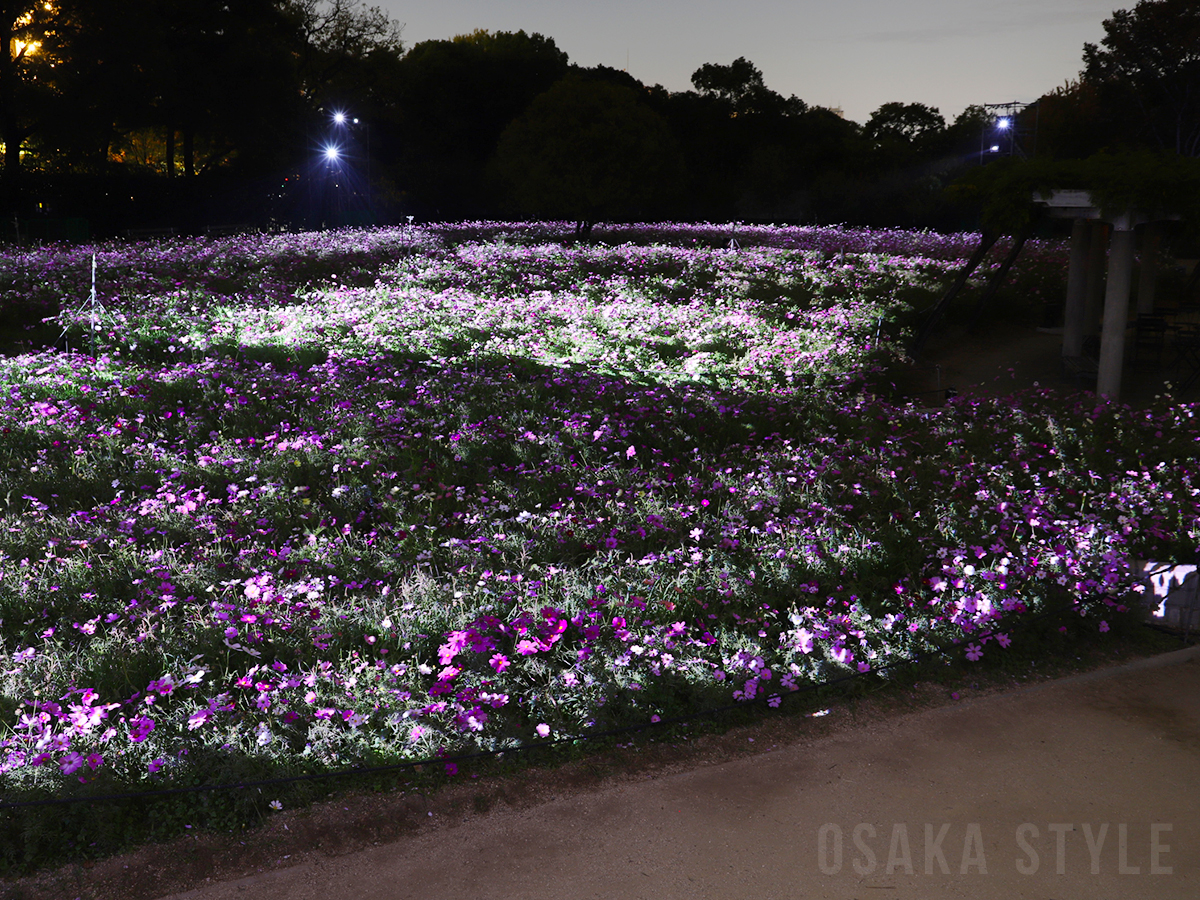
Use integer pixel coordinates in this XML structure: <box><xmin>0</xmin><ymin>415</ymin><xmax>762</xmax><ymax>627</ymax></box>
<box><xmin>1033</xmin><ymin>189</ymin><xmax>1180</xmax><ymax>230</ymax></box>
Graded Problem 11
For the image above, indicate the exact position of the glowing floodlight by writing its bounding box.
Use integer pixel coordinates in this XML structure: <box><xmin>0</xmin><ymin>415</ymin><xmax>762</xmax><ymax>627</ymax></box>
<box><xmin>324</xmin><ymin>145</ymin><xmax>340</xmax><ymax>161</ymax></box>
<box><xmin>333</xmin><ymin>112</ymin><xmax>346</xmax><ymax>125</ymax></box>
<box><xmin>997</xmin><ymin>117</ymin><xmax>1011</xmax><ymax>130</ymax></box>
<box><xmin>990</xmin><ymin>144</ymin><xmax>1000</xmax><ymax>152</ymax></box>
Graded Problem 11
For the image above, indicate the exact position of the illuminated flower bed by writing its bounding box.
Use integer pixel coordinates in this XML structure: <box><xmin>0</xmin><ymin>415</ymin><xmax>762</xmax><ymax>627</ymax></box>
<box><xmin>0</xmin><ymin>223</ymin><xmax>1193</xmax><ymax>811</ymax></box>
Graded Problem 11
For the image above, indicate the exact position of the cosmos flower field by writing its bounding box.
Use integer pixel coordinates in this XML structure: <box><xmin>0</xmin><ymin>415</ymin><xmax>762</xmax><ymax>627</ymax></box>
<box><xmin>0</xmin><ymin>221</ymin><xmax>1196</xmax><ymax>822</ymax></box>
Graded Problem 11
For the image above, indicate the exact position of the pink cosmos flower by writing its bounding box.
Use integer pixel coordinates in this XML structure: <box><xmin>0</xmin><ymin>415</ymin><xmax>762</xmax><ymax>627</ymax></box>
<box><xmin>535</xmin><ymin>723</ymin><xmax>550</xmax><ymax>737</ymax></box>
<box><xmin>59</xmin><ymin>752</ymin><xmax>85</xmax><ymax>775</ymax></box>
<box><xmin>965</xmin><ymin>644</ymin><xmax>983</xmax><ymax>662</ymax></box>
<box><xmin>129</xmin><ymin>716</ymin><xmax>155</xmax><ymax>742</ymax></box>
<box><xmin>187</xmin><ymin>709</ymin><xmax>211</xmax><ymax>730</ymax></box>
<box><xmin>794</xmin><ymin>627</ymin><xmax>814</xmax><ymax>654</ymax></box>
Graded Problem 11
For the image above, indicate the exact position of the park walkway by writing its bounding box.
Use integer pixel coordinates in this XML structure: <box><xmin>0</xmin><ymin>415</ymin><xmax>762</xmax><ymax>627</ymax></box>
<box><xmin>146</xmin><ymin>645</ymin><xmax>1200</xmax><ymax>900</ymax></box>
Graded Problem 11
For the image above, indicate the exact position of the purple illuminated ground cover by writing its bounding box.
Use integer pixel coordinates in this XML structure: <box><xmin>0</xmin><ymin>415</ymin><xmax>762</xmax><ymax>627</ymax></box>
<box><xmin>0</xmin><ymin>222</ymin><xmax>1193</xmax><ymax>797</ymax></box>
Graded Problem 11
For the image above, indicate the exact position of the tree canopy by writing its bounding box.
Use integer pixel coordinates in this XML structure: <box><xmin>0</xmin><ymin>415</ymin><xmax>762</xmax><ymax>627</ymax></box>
<box><xmin>864</xmin><ymin>102</ymin><xmax>945</xmax><ymax>145</ymax></box>
<box><xmin>2</xmin><ymin>0</ymin><xmax>1195</xmax><ymax>234</ymax></box>
<box><xmin>493</xmin><ymin>77</ymin><xmax>683</xmax><ymax>232</ymax></box>
<box><xmin>1082</xmin><ymin>0</ymin><xmax>1200</xmax><ymax>156</ymax></box>
<box><xmin>386</xmin><ymin>29</ymin><xmax>569</xmax><ymax>217</ymax></box>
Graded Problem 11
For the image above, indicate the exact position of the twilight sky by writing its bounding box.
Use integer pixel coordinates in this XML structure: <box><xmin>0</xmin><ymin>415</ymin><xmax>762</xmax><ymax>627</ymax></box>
<box><xmin>378</xmin><ymin>0</ymin><xmax>1122</xmax><ymax>124</ymax></box>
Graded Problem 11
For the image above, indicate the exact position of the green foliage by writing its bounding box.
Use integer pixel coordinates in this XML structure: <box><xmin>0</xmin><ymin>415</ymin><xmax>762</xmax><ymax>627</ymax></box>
<box><xmin>949</xmin><ymin>151</ymin><xmax>1200</xmax><ymax>233</ymax></box>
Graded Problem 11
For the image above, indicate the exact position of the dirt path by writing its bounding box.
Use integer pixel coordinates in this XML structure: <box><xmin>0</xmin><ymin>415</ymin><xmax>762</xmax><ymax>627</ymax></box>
<box><xmin>910</xmin><ymin>320</ymin><xmax>1177</xmax><ymax>408</ymax></box>
<box><xmin>154</xmin><ymin>648</ymin><xmax>1199</xmax><ymax>900</ymax></box>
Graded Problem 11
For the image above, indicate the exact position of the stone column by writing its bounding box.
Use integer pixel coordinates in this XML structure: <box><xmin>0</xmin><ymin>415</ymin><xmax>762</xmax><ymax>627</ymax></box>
<box><xmin>1084</xmin><ymin>220</ymin><xmax>1109</xmax><ymax>340</ymax></box>
<box><xmin>1062</xmin><ymin>217</ymin><xmax>1090</xmax><ymax>358</ymax></box>
<box><xmin>1097</xmin><ymin>226</ymin><xmax>1136</xmax><ymax>399</ymax></box>
<box><xmin>1137</xmin><ymin>222</ymin><xmax>1161</xmax><ymax>315</ymax></box>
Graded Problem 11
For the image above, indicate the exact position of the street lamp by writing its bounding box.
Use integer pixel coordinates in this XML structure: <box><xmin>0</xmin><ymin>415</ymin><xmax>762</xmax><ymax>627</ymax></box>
<box><xmin>328</xmin><ymin>110</ymin><xmax>372</xmax><ymax>221</ymax></box>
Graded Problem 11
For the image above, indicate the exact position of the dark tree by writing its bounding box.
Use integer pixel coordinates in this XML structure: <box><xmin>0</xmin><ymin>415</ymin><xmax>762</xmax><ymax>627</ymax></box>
<box><xmin>864</xmin><ymin>102</ymin><xmax>945</xmax><ymax>146</ymax></box>
<box><xmin>388</xmin><ymin>29</ymin><xmax>570</xmax><ymax>216</ymax></box>
<box><xmin>1033</xmin><ymin>80</ymin><xmax>1109</xmax><ymax>160</ymax></box>
<box><xmin>493</xmin><ymin>77</ymin><xmax>684</xmax><ymax>233</ymax></box>
<box><xmin>690</xmin><ymin>56</ymin><xmax>806</xmax><ymax>118</ymax></box>
<box><xmin>691</xmin><ymin>57</ymin><xmax>766</xmax><ymax>105</ymax></box>
<box><xmin>284</xmin><ymin>0</ymin><xmax>404</xmax><ymax>106</ymax></box>
<box><xmin>0</xmin><ymin>0</ymin><xmax>75</xmax><ymax>175</ymax></box>
<box><xmin>135</xmin><ymin>0</ymin><xmax>312</xmax><ymax>179</ymax></box>
<box><xmin>1083</xmin><ymin>0</ymin><xmax>1200</xmax><ymax>156</ymax></box>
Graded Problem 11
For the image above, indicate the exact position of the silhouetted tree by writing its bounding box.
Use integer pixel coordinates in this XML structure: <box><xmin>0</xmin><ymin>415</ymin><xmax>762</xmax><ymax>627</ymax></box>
<box><xmin>493</xmin><ymin>77</ymin><xmax>683</xmax><ymax>233</ymax></box>
<box><xmin>864</xmin><ymin>102</ymin><xmax>945</xmax><ymax>147</ymax></box>
<box><xmin>388</xmin><ymin>30</ymin><xmax>569</xmax><ymax>216</ymax></box>
<box><xmin>1033</xmin><ymin>80</ymin><xmax>1108</xmax><ymax>159</ymax></box>
<box><xmin>1082</xmin><ymin>0</ymin><xmax>1200</xmax><ymax>156</ymax></box>
<box><xmin>284</xmin><ymin>0</ymin><xmax>404</xmax><ymax>107</ymax></box>
<box><xmin>690</xmin><ymin>56</ymin><xmax>806</xmax><ymax>118</ymax></box>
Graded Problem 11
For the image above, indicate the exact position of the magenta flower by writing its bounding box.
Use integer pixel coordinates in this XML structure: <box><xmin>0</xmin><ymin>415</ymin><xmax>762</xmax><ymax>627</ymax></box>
<box><xmin>965</xmin><ymin>644</ymin><xmax>983</xmax><ymax>662</ymax></box>
<box><xmin>129</xmin><ymin>716</ymin><xmax>155</xmax><ymax>742</ymax></box>
<box><xmin>187</xmin><ymin>709</ymin><xmax>211</xmax><ymax>730</ymax></box>
<box><xmin>489</xmin><ymin>653</ymin><xmax>509</xmax><ymax>673</ymax></box>
<box><xmin>59</xmin><ymin>752</ymin><xmax>85</xmax><ymax>775</ymax></box>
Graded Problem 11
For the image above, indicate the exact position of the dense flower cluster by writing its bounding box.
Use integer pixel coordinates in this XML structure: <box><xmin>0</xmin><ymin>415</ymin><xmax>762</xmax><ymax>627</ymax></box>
<box><xmin>0</xmin><ymin>222</ymin><xmax>1192</xmax><ymax>797</ymax></box>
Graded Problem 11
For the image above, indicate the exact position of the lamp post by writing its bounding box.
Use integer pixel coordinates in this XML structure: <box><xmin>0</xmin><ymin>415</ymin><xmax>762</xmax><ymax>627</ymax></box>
<box><xmin>321</xmin><ymin>143</ymin><xmax>343</xmax><ymax>227</ymax></box>
<box><xmin>330</xmin><ymin>110</ymin><xmax>373</xmax><ymax>221</ymax></box>
<box><xmin>978</xmin><ymin>102</ymin><xmax>1037</xmax><ymax>161</ymax></box>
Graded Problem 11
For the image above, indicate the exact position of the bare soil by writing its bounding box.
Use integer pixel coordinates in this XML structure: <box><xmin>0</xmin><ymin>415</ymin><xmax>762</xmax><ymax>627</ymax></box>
<box><xmin>904</xmin><ymin>319</ymin><xmax>1180</xmax><ymax>408</ymax></box>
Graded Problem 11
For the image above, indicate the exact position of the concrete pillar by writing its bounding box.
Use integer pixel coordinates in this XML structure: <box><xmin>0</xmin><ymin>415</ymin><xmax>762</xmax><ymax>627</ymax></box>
<box><xmin>1097</xmin><ymin>227</ymin><xmax>1136</xmax><ymax>399</ymax></box>
<box><xmin>1062</xmin><ymin>217</ymin><xmax>1090</xmax><ymax>358</ymax></box>
<box><xmin>1137</xmin><ymin>222</ymin><xmax>1161</xmax><ymax>315</ymax></box>
<box><xmin>1084</xmin><ymin>220</ymin><xmax>1109</xmax><ymax>340</ymax></box>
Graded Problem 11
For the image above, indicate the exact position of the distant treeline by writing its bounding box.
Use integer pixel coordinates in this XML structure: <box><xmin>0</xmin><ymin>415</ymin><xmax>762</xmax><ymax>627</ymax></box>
<box><xmin>2</xmin><ymin>0</ymin><xmax>1194</xmax><ymax>236</ymax></box>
